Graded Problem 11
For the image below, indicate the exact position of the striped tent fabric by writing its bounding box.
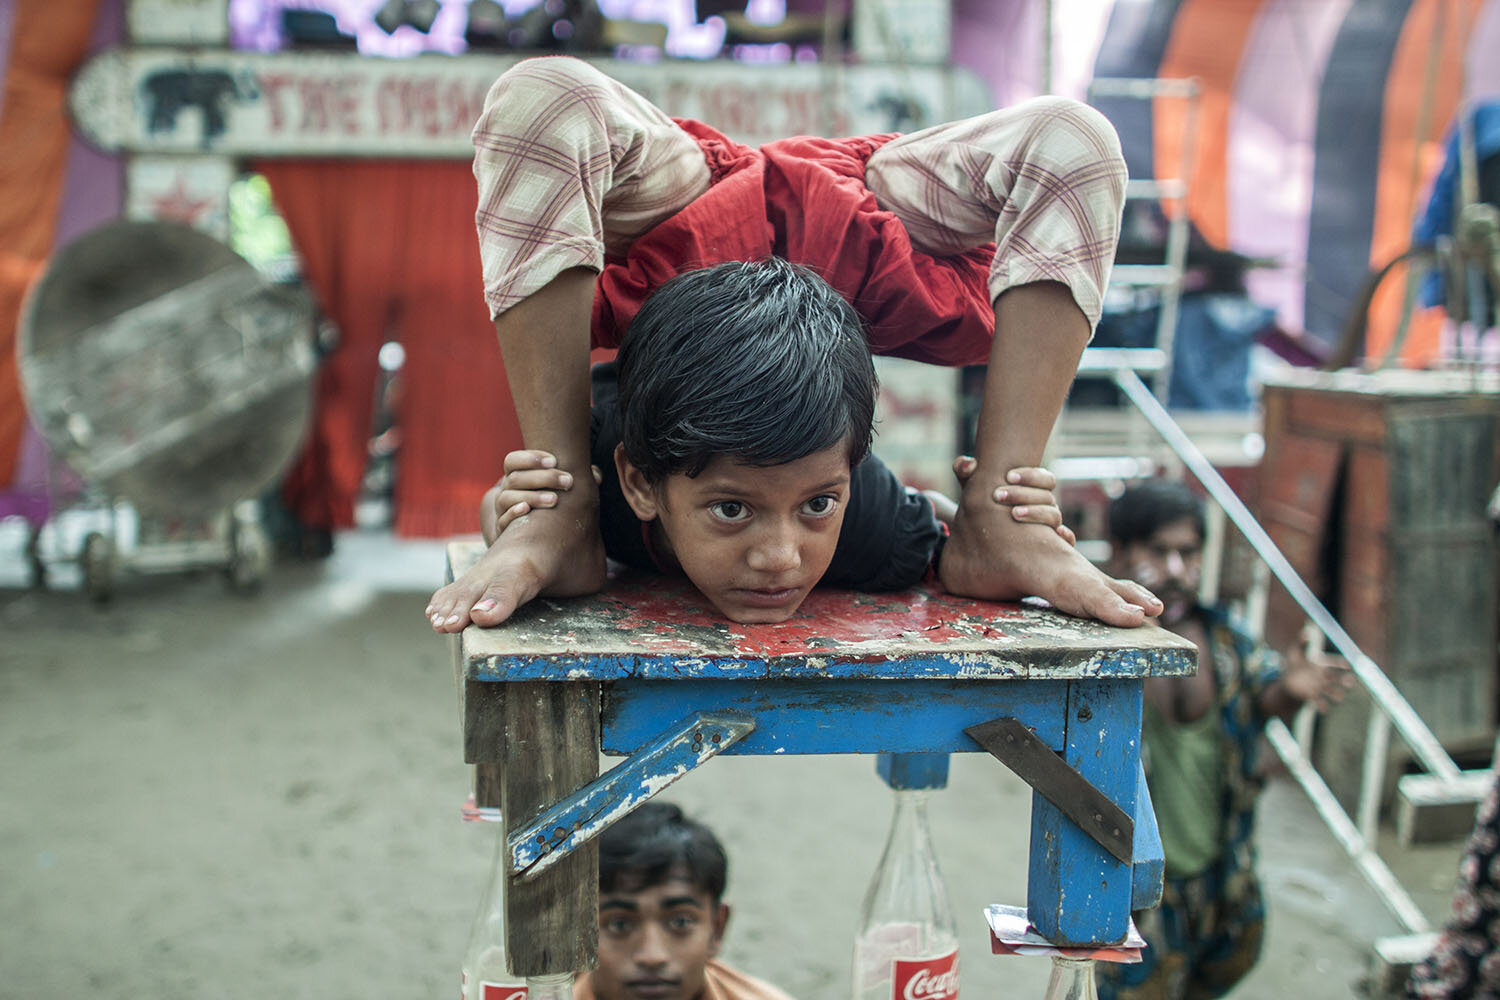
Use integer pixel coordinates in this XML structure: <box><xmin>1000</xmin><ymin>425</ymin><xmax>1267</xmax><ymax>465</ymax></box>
<box><xmin>1079</xmin><ymin>0</ymin><xmax>1499</xmax><ymax>364</ymax></box>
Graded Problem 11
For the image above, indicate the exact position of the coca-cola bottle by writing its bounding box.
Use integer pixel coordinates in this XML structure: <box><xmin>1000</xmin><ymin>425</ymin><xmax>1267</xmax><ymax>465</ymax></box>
<box><xmin>851</xmin><ymin>787</ymin><xmax>960</xmax><ymax>1000</ymax></box>
<box><xmin>1042</xmin><ymin>956</ymin><xmax>1097</xmax><ymax>1000</ymax></box>
<box><xmin>461</xmin><ymin>825</ymin><xmax>529</xmax><ymax>1000</ymax></box>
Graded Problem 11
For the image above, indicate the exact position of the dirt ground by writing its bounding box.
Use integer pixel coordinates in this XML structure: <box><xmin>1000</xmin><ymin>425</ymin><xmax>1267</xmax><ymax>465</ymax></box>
<box><xmin>0</xmin><ymin>528</ymin><xmax>1467</xmax><ymax>999</ymax></box>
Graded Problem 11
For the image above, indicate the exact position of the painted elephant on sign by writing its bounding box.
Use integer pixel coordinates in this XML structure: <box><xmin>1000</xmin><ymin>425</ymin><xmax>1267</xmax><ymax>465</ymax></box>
<box><xmin>141</xmin><ymin>69</ymin><xmax>256</xmax><ymax>147</ymax></box>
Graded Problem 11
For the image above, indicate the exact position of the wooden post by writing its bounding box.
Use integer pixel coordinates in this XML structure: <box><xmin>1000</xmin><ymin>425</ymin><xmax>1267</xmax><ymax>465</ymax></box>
<box><xmin>499</xmin><ymin>681</ymin><xmax>601</xmax><ymax>978</ymax></box>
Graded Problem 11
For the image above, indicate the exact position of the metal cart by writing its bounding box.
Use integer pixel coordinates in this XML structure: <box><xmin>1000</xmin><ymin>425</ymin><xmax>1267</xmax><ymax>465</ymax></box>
<box><xmin>17</xmin><ymin>220</ymin><xmax>316</xmax><ymax>600</ymax></box>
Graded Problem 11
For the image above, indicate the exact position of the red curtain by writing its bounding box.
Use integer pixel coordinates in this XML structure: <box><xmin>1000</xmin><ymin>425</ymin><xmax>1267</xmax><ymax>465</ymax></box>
<box><xmin>257</xmin><ymin>159</ymin><xmax>521</xmax><ymax>538</ymax></box>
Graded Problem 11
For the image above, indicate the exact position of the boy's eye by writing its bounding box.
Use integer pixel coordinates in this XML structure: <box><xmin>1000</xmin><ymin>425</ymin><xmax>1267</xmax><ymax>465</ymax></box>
<box><xmin>666</xmin><ymin>913</ymin><xmax>699</xmax><ymax>933</ymax></box>
<box><xmin>801</xmin><ymin>495</ymin><xmax>838</xmax><ymax>517</ymax></box>
<box><xmin>602</xmin><ymin>917</ymin><xmax>635</xmax><ymax>937</ymax></box>
<box><xmin>708</xmin><ymin>500</ymin><xmax>749</xmax><ymax>522</ymax></box>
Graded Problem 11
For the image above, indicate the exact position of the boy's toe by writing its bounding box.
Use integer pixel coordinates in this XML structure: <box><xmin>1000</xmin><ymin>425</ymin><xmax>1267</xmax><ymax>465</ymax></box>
<box><xmin>469</xmin><ymin>584</ymin><xmax>521</xmax><ymax>627</ymax></box>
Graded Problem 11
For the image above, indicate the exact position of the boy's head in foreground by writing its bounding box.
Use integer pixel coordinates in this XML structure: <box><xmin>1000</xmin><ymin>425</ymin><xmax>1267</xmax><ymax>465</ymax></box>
<box><xmin>1108</xmin><ymin>478</ymin><xmax>1205</xmax><ymax>627</ymax></box>
<box><xmin>592</xmin><ymin>802</ymin><xmax>731</xmax><ymax>1000</ymax></box>
<box><xmin>614</xmin><ymin>257</ymin><xmax>877</xmax><ymax>624</ymax></box>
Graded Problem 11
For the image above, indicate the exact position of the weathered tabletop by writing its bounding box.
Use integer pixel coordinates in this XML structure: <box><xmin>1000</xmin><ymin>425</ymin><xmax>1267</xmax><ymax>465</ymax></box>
<box><xmin>446</xmin><ymin>540</ymin><xmax>1195</xmax><ymax>969</ymax></box>
<box><xmin>452</xmin><ymin>541</ymin><xmax>1194</xmax><ymax>682</ymax></box>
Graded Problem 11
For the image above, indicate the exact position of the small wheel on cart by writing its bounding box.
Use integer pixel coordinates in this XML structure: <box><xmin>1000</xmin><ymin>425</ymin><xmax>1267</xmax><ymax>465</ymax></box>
<box><xmin>226</xmin><ymin>519</ymin><xmax>270</xmax><ymax>595</ymax></box>
<box><xmin>82</xmin><ymin>531</ymin><xmax>115</xmax><ymax>604</ymax></box>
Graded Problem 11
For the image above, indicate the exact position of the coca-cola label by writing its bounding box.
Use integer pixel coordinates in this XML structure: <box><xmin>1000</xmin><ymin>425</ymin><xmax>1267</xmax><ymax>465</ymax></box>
<box><xmin>480</xmin><ymin>983</ymin><xmax>528</xmax><ymax>1000</ymax></box>
<box><xmin>891</xmin><ymin>949</ymin><xmax>958</xmax><ymax>1000</ymax></box>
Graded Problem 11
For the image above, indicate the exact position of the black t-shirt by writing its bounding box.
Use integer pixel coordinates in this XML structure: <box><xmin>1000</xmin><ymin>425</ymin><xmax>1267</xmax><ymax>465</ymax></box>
<box><xmin>590</xmin><ymin>363</ymin><xmax>943</xmax><ymax>591</ymax></box>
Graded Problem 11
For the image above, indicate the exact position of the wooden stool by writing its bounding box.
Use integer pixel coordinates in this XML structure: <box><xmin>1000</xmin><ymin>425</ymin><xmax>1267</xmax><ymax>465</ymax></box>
<box><xmin>447</xmin><ymin>541</ymin><xmax>1192</xmax><ymax>983</ymax></box>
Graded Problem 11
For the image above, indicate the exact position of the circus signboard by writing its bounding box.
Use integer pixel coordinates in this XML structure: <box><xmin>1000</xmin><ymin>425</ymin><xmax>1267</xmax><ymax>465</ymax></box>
<box><xmin>68</xmin><ymin>48</ymin><xmax>990</xmax><ymax>158</ymax></box>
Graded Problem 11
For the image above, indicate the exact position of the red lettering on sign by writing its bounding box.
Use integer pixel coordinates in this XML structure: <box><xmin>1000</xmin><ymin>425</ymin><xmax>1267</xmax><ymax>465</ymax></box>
<box><xmin>779</xmin><ymin>88</ymin><xmax>819</xmax><ymax>138</ymax></box>
<box><xmin>335</xmin><ymin>74</ymin><xmax>364</xmax><ymax>134</ymax></box>
<box><xmin>444</xmin><ymin>78</ymin><xmax>487</xmax><ymax>134</ymax></box>
<box><xmin>257</xmin><ymin>72</ymin><xmax>294</xmax><ymax>132</ymax></box>
<box><xmin>375</xmin><ymin>77</ymin><xmax>404</xmax><ymax>132</ymax></box>
<box><xmin>293</xmin><ymin>74</ymin><xmax>365</xmax><ymax>135</ymax></box>
<box><xmin>699</xmin><ymin>83</ymin><xmax>767</xmax><ymax>139</ymax></box>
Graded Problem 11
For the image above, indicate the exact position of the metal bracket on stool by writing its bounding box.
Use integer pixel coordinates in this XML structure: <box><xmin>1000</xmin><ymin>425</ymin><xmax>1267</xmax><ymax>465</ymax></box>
<box><xmin>509</xmin><ymin>710</ymin><xmax>756</xmax><ymax>881</ymax></box>
<box><xmin>965</xmin><ymin>716</ymin><xmax>1134</xmax><ymax>865</ymax></box>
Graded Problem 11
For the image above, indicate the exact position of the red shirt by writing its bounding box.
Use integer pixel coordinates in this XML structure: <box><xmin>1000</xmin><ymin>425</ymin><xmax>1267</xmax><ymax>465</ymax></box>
<box><xmin>593</xmin><ymin>121</ymin><xmax>997</xmax><ymax>368</ymax></box>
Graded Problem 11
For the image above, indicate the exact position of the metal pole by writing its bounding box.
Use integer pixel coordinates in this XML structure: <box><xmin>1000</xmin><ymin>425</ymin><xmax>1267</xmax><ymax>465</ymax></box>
<box><xmin>1358</xmin><ymin>711</ymin><xmax>1393</xmax><ymax>846</ymax></box>
<box><xmin>1267</xmin><ymin>719</ymin><xmax>1432</xmax><ymax>934</ymax></box>
<box><xmin>1041</xmin><ymin>0</ymin><xmax>1053</xmax><ymax>95</ymax></box>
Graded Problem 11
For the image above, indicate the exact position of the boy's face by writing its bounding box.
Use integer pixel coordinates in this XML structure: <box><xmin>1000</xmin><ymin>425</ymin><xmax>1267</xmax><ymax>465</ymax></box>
<box><xmin>590</xmin><ymin>872</ymin><xmax>730</xmax><ymax>1000</ymax></box>
<box><xmin>1113</xmin><ymin>516</ymin><xmax>1202</xmax><ymax>627</ymax></box>
<box><xmin>616</xmin><ymin>443</ymin><xmax>851</xmax><ymax>623</ymax></box>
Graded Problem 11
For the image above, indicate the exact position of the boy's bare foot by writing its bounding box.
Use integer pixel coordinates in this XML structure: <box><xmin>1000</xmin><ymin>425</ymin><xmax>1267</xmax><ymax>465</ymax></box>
<box><xmin>941</xmin><ymin>496</ymin><xmax>1162</xmax><ymax>628</ymax></box>
<box><xmin>426</xmin><ymin>496</ymin><xmax>607</xmax><ymax>633</ymax></box>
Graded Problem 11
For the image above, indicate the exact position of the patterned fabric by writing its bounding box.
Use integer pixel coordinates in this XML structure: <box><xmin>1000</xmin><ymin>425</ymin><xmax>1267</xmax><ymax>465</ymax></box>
<box><xmin>1102</xmin><ymin>859</ymin><xmax>1266</xmax><ymax>1000</ymax></box>
<box><xmin>574</xmin><ymin>959</ymin><xmax>797</xmax><ymax>1000</ymax></box>
<box><xmin>1407</xmin><ymin>771</ymin><xmax>1500</xmax><ymax>998</ymax></box>
<box><xmin>1098</xmin><ymin>607</ymin><xmax>1281</xmax><ymax>1000</ymax></box>
<box><xmin>470</xmin><ymin>56</ymin><xmax>1125</xmax><ymax>361</ymax></box>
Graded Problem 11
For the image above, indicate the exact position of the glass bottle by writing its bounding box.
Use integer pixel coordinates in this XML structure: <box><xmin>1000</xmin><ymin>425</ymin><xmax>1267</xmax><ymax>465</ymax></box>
<box><xmin>524</xmin><ymin>973</ymin><xmax>574</xmax><ymax>1000</ymax></box>
<box><xmin>461</xmin><ymin>824</ymin><xmax>529</xmax><ymax>1000</ymax></box>
<box><xmin>851</xmin><ymin>790</ymin><xmax>960</xmax><ymax>1000</ymax></box>
<box><xmin>1042</xmin><ymin>956</ymin><xmax>1098</xmax><ymax>1000</ymax></box>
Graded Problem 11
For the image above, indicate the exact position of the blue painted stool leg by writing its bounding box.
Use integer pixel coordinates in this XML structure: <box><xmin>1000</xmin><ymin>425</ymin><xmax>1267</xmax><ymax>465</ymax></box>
<box><xmin>1130</xmin><ymin>763</ymin><xmax>1164</xmax><ymax>912</ymax></box>
<box><xmin>877</xmin><ymin>752</ymin><xmax>951</xmax><ymax>790</ymax></box>
<box><xmin>1027</xmin><ymin>679</ymin><xmax>1142</xmax><ymax>946</ymax></box>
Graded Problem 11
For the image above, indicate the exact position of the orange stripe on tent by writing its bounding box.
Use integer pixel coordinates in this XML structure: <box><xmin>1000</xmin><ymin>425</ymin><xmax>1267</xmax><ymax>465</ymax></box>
<box><xmin>1155</xmin><ymin>0</ymin><xmax>1268</xmax><ymax>250</ymax></box>
<box><xmin>0</xmin><ymin>0</ymin><xmax>101</xmax><ymax>486</ymax></box>
<box><xmin>1364</xmin><ymin>0</ymin><xmax>1483</xmax><ymax>367</ymax></box>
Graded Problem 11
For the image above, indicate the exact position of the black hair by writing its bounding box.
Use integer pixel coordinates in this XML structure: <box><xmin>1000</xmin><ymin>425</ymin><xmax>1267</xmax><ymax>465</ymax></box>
<box><xmin>598</xmin><ymin>802</ymin><xmax>728</xmax><ymax>903</ymax></box>
<box><xmin>1108</xmin><ymin>478</ymin><xmax>1206</xmax><ymax>546</ymax></box>
<box><xmin>615</xmin><ymin>257</ymin><xmax>877</xmax><ymax>483</ymax></box>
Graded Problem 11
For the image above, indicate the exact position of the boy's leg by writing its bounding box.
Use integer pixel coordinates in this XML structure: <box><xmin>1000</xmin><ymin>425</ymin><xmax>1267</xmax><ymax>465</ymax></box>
<box><xmin>865</xmin><ymin>97</ymin><xmax>1161</xmax><ymax>626</ymax></box>
<box><xmin>427</xmin><ymin>57</ymin><xmax>708</xmax><ymax>631</ymax></box>
<box><xmin>947</xmin><ymin>284</ymin><xmax>1158</xmax><ymax>625</ymax></box>
<box><xmin>428</xmin><ymin>268</ymin><xmax>602</xmax><ymax>630</ymax></box>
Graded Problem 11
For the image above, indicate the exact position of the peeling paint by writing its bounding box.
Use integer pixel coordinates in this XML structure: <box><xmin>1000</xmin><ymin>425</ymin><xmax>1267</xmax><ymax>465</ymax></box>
<box><xmin>455</xmin><ymin>562</ymin><xmax>1196</xmax><ymax>684</ymax></box>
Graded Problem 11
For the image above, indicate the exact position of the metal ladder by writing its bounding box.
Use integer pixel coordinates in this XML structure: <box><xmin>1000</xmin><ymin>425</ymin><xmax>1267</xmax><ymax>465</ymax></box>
<box><xmin>1086</xmin><ymin>76</ymin><xmax>1203</xmax><ymax>403</ymax></box>
<box><xmin>1051</xmin><ymin>78</ymin><xmax>1211</xmax><ymax>491</ymax></box>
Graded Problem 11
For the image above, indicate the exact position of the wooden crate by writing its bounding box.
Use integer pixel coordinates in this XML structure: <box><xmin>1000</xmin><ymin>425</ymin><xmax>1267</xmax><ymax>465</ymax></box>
<box><xmin>1258</xmin><ymin>369</ymin><xmax>1500</xmax><ymax>809</ymax></box>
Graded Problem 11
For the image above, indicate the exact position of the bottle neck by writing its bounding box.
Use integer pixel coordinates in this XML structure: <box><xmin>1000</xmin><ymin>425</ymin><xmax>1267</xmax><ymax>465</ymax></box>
<box><xmin>526</xmin><ymin>972</ymin><xmax>574</xmax><ymax>1000</ymax></box>
<box><xmin>1043</xmin><ymin>956</ymin><xmax>1097</xmax><ymax>1000</ymax></box>
<box><xmin>887</xmin><ymin>790</ymin><xmax>933</xmax><ymax>847</ymax></box>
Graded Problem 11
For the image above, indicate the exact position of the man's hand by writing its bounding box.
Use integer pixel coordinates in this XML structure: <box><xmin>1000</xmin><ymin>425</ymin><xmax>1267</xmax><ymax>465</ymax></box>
<box><xmin>1279</xmin><ymin>646</ymin><xmax>1356</xmax><ymax>713</ymax></box>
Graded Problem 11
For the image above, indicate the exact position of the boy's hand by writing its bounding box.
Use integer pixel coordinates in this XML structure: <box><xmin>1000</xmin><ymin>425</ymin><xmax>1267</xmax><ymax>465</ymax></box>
<box><xmin>927</xmin><ymin>458</ymin><xmax>1075</xmax><ymax>545</ymax></box>
<box><xmin>982</xmin><ymin>461</ymin><xmax>1076</xmax><ymax>547</ymax></box>
<box><xmin>483</xmin><ymin>449</ymin><xmax>603</xmax><ymax>541</ymax></box>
